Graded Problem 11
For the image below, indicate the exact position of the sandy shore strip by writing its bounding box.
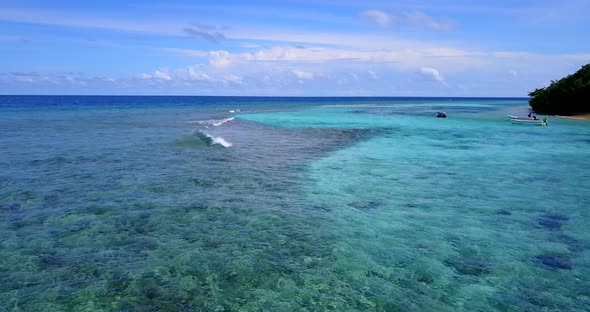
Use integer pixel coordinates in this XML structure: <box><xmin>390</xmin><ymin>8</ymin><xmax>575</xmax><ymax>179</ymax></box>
<box><xmin>555</xmin><ymin>114</ymin><xmax>590</xmax><ymax>120</ymax></box>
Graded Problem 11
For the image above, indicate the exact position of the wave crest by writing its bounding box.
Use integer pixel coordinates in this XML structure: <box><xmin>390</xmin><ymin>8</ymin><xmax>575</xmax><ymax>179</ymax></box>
<box><xmin>208</xmin><ymin>134</ymin><xmax>232</xmax><ymax>148</ymax></box>
<box><xmin>194</xmin><ymin>131</ymin><xmax>232</xmax><ymax>148</ymax></box>
<box><xmin>189</xmin><ymin>117</ymin><xmax>234</xmax><ymax>127</ymax></box>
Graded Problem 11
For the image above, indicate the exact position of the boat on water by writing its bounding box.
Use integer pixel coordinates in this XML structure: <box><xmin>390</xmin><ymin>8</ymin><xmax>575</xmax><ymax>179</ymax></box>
<box><xmin>508</xmin><ymin>115</ymin><xmax>548</xmax><ymax>126</ymax></box>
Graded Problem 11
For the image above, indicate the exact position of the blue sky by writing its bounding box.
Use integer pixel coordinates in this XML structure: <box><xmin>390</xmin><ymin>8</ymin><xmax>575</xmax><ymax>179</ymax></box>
<box><xmin>1</xmin><ymin>0</ymin><xmax>589</xmax><ymax>96</ymax></box>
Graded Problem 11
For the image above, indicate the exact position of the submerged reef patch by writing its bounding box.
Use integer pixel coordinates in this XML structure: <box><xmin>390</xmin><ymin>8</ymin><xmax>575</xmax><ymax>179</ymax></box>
<box><xmin>349</xmin><ymin>200</ymin><xmax>380</xmax><ymax>210</ymax></box>
<box><xmin>496</xmin><ymin>209</ymin><xmax>512</xmax><ymax>215</ymax></box>
<box><xmin>533</xmin><ymin>254</ymin><xmax>572</xmax><ymax>270</ymax></box>
<box><xmin>555</xmin><ymin>234</ymin><xmax>587</xmax><ymax>252</ymax></box>
<box><xmin>444</xmin><ymin>256</ymin><xmax>491</xmax><ymax>276</ymax></box>
<box><xmin>538</xmin><ymin>213</ymin><xmax>569</xmax><ymax>230</ymax></box>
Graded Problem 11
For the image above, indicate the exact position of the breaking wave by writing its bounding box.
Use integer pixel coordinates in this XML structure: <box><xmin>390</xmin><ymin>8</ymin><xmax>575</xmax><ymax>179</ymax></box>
<box><xmin>186</xmin><ymin>117</ymin><xmax>234</xmax><ymax>147</ymax></box>
<box><xmin>207</xmin><ymin>134</ymin><xmax>232</xmax><ymax>148</ymax></box>
<box><xmin>194</xmin><ymin>131</ymin><xmax>232</xmax><ymax>148</ymax></box>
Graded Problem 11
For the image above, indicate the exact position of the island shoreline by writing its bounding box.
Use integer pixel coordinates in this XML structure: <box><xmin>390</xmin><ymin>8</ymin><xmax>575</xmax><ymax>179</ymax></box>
<box><xmin>554</xmin><ymin>114</ymin><xmax>590</xmax><ymax>120</ymax></box>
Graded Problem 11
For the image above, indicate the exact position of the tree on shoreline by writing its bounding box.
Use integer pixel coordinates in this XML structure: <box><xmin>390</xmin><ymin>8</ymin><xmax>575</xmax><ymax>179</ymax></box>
<box><xmin>529</xmin><ymin>64</ymin><xmax>590</xmax><ymax>115</ymax></box>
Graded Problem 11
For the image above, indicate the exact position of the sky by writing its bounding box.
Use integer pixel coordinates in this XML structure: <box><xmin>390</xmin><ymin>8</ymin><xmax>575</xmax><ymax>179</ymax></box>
<box><xmin>1</xmin><ymin>0</ymin><xmax>589</xmax><ymax>96</ymax></box>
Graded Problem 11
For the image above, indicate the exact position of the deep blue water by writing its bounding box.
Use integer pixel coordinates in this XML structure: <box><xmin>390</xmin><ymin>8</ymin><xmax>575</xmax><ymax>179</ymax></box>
<box><xmin>1</xmin><ymin>96</ymin><xmax>589</xmax><ymax>311</ymax></box>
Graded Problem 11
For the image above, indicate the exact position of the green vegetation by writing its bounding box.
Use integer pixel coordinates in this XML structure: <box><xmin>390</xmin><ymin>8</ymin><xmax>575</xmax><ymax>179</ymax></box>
<box><xmin>529</xmin><ymin>64</ymin><xmax>590</xmax><ymax>115</ymax></box>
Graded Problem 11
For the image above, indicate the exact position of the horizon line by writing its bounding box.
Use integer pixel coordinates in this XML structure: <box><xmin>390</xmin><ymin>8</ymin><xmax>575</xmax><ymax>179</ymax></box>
<box><xmin>0</xmin><ymin>94</ymin><xmax>530</xmax><ymax>99</ymax></box>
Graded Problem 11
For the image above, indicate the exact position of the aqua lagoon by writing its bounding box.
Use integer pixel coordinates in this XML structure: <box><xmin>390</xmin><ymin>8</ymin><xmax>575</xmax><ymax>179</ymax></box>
<box><xmin>1</xmin><ymin>96</ymin><xmax>589</xmax><ymax>311</ymax></box>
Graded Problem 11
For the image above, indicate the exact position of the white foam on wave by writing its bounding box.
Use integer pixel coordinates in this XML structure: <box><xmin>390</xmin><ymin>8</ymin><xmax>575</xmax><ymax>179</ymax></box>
<box><xmin>205</xmin><ymin>133</ymin><xmax>232</xmax><ymax>147</ymax></box>
<box><xmin>189</xmin><ymin>117</ymin><xmax>235</xmax><ymax>127</ymax></box>
<box><xmin>212</xmin><ymin>117</ymin><xmax>234</xmax><ymax>126</ymax></box>
<box><xmin>212</xmin><ymin>136</ymin><xmax>232</xmax><ymax>148</ymax></box>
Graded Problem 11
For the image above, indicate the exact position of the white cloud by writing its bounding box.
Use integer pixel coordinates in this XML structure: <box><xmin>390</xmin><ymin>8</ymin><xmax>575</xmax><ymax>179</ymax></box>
<box><xmin>0</xmin><ymin>8</ymin><xmax>180</xmax><ymax>36</ymax></box>
<box><xmin>169</xmin><ymin>46</ymin><xmax>365</xmax><ymax>64</ymax></box>
<box><xmin>209</xmin><ymin>50</ymin><xmax>232</xmax><ymax>68</ymax></box>
<box><xmin>153</xmin><ymin>68</ymin><xmax>171</xmax><ymax>80</ymax></box>
<box><xmin>162</xmin><ymin>44</ymin><xmax>590</xmax><ymax>78</ymax></box>
<box><xmin>291</xmin><ymin>69</ymin><xmax>314</xmax><ymax>80</ymax></box>
<box><xmin>223</xmin><ymin>74</ymin><xmax>244</xmax><ymax>84</ymax></box>
<box><xmin>246</xmin><ymin>46</ymin><xmax>341</xmax><ymax>63</ymax></box>
<box><xmin>183</xmin><ymin>23</ymin><xmax>225</xmax><ymax>42</ymax></box>
<box><xmin>140</xmin><ymin>67</ymin><xmax>171</xmax><ymax>80</ymax></box>
<box><xmin>359</xmin><ymin>10</ymin><xmax>455</xmax><ymax>32</ymax></box>
<box><xmin>189</xmin><ymin>68</ymin><xmax>211</xmax><ymax>81</ymax></box>
<box><xmin>368</xmin><ymin>70</ymin><xmax>379</xmax><ymax>80</ymax></box>
<box><xmin>241</xmin><ymin>43</ymin><xmax>262</xmax><ymax>49</ymax></box>
<box><xmin>405</xmin><ymin>12</ymin><xmax>455</xmax><ymax>31</ymax></box>
<box><xmin>419</xmin><ymin>67</ymin><xmax>446</xmax><ymax>85</ymax></box>
<box><xmin>361</xmin><ymin>10</ymin><xmax>394</xmax><ymax>28</ymax></box>
<box><xmin>173</xmin><ymin>66</ymin><xmax>212</xmax><ymax>81</ymax></box>
<box><xmin>0</xmin><ymin>71</ymin><xmax>123</xmax><ymax>91</ymax></box>
<box><xmin>0</xmin><ymin>7</ymin><xmax>413</xmax><ymax>49</ymax></box>
<box><xmin>162</xmin><ymin>48</ymin><xmax>209</xmax><ymax>57</ymax></box>
<box><xmin>3</xmin><ymin>57</ymin><xmax>589</xmax><ymax>96</ymax></box>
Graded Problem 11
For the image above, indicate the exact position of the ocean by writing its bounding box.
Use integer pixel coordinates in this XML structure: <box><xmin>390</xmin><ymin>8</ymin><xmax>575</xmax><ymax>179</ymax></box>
<box><xmin>1</xmin><ymin>96</ymin><xmax>589</xmax><ymax>311</ymax></box>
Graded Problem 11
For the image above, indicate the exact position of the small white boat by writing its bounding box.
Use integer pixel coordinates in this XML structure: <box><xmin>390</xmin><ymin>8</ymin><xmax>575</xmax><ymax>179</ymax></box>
<box><xmin>507</xmin><ymin>115</ymin><xmax>547</xmax><ymax>126</ymax></box>
<box><xmin>508</xmin><ymin>115</ymin><xmax>528</xmax><ymax>120</ymax></box>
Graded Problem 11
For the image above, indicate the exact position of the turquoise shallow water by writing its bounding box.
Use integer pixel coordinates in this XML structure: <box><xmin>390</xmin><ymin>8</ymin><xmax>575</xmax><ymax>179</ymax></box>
<box><xmin>1</xmin><ymin>96</ymin><xmax>589</xmax><ymax>311</ymax></box>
